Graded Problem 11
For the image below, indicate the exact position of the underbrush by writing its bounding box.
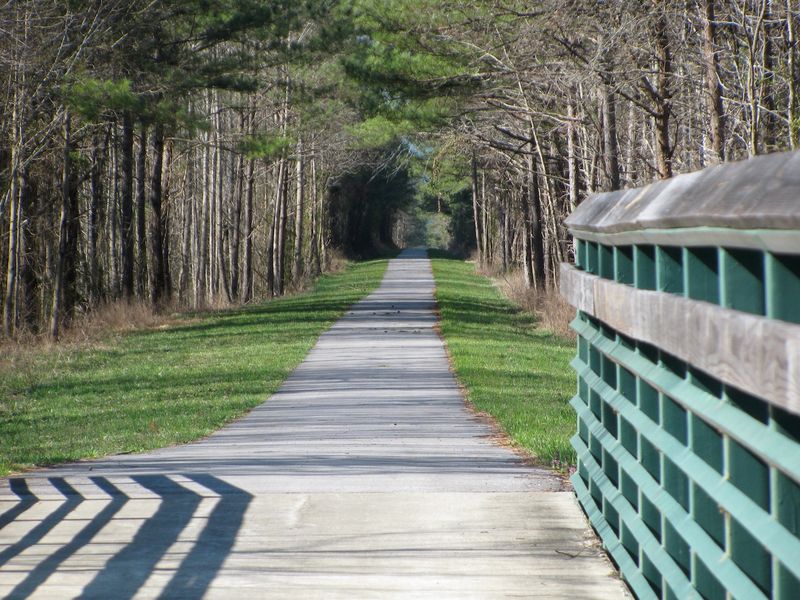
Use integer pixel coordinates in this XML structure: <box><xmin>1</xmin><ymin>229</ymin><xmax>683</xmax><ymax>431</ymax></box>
<box><xmin>487</xmin><ymin>268</ymin><xmax>576</xmax><ymax>340</ymax></box>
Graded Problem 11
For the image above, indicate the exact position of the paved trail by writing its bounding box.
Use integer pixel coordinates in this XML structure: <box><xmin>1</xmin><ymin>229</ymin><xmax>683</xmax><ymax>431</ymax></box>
<box><xmin>0</xmin><ymin>249</ymin><xmax>627</xmax><ymax>599</ymax></box>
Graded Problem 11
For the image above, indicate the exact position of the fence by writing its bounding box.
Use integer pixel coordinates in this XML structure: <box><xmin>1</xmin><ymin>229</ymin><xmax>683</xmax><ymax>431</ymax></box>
<box><xmin>559</xmin><ymin>151</ymin><xmax>800</xmax><ymax>600</ymax></box>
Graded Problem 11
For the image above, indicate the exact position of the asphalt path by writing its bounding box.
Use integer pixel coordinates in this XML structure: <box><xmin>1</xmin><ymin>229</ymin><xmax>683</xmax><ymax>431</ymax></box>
<box><xmin>0</xmin><ymin>248</ymin><xmax>628</xmax><ymax>599</ymax></box>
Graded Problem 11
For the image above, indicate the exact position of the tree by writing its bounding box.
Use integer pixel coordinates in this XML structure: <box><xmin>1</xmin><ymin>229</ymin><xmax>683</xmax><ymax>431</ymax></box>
<box><xmin>2</xmin><ymin>0</ymin><xmax>799</xmax><ymax>340</ymax></box>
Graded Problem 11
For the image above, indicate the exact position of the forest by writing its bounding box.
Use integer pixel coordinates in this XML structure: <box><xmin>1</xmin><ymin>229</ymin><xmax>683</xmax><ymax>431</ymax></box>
<box><xmin>1</xmin><ymin>0</ymin><xmax>797</xmax><ymax>339</ymax></box>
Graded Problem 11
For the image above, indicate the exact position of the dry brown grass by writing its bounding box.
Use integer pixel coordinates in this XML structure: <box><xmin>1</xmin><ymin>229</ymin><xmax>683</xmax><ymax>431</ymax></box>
<box><xmin>70</xmin><ymin>299</ymin><xmax>181</xmax><ymax>340</ymax></box>
<box><xmin>0</xmin><ymin>302</ymin><xmax>180</xmax><ymax>401</ymax></box>
<box><xmin>324</xmin><ymin>248</ymin><xmax>349</xmax><ymax>274</ymax></box>
<box><xmin>1</xmin><ymin>252</ymin><xmax>355</xmax><ymax>362</ymax></box>
<box><xmin>538</xmin><ymin>289</ymin><xmax>576</xmax><ymax>340</ymax></box>
<box><xmin>0</xmin><ymin>252</ymin><xmax>370</xmax><ymax>387</ymax></box>
<box><xmin>0</xmin><ymin>299</ymin><xmax>185</xmax><ymax>373</ymax></box>
<box><xmin>486</xmin><ymin>268</ymin><xmax>576</xmax><ymax>341</ymax></box>
<box><xmin>283</xmin><ymin>250</ymin><xmax>349</xmax><ymax>295</ymax></box>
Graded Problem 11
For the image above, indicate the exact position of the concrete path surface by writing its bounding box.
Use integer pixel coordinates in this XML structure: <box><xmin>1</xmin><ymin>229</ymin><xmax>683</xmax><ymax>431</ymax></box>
<box><xmin>0</xmin><ymin>249</ymin><xmax>628</xmax><ymax>599</ymax></box>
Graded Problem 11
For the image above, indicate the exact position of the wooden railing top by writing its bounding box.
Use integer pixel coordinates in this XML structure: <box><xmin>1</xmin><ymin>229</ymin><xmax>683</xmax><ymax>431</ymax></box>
<box><xmin>565</xmin><ymin>151</ymin><xmax>800</xmax><ymax>235</ymax></box>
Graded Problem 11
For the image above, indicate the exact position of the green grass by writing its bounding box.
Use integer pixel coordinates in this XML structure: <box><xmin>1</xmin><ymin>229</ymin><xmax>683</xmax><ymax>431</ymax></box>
<box><xmin>430</xmin><ymin>253</ymin><xmax>577</xmax><ymax>468</ymax></box>
<box><xmin>0</xmin><ymin>259</ymin><xmax>389</xmax><ymax>476</ymax></box>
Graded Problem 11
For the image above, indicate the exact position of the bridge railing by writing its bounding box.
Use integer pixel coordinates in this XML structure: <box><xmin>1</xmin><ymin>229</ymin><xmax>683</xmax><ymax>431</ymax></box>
<box><xmin>559</xmin><ymin>152</ymin><xmax>800</xmax><ymax>600</ymax></box>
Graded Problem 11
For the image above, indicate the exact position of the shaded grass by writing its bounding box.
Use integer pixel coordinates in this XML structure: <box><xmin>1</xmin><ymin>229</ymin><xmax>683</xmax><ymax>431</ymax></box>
<box><xmin>0</xmin><ymin>259</ymin><xmax>389</xmax><ymax>476</ymax></box>
<box><xmin>430</xmin><ymin>252</ymin><xmax>576</xmax><ymax>467</ymax></box>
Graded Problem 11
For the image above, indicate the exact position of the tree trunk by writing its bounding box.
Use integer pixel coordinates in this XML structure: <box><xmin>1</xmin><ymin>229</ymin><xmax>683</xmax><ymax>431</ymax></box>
<box><xmin>566</xmin><ymin>95</ymin><xmax>580</xmax><ymax>209</ymax></box>
<box><xmin>210</xmin><ymin>120</ymin><xmax>220</xmax><ymax>298</ymax></box>
<box><xmin>50</xmin><ymin>111</ymin><xmax>72</xmax><ymax>340</ymax></box>
<box><xmin>3</xmin><ymin>161</ymin><xmax>20</xmax><ymax>337</ymax></box>
<box><xmin>214</xmin><ymin>130</ymin><xmax>231</xmax><ymax>302</ymax></box>
<box><xmin>480</xmin><ymin>172</ymin><xmax>489</xmax><ymax>262</ymax></box>
<box><xmin>230</xmin><ymin>151</ymin><xmax>243</xmax><ymax>301</ymax></box>
<box><xmin>521</xmin><ymin>195</ymin><xmax>534</xmax><ymax>290</ymax></box>
<box><xmin>88</xmin><ymin>131</ymin><xmax>106</xmax><ymax>304</ymax></box>
<box><xmin>274</xmin><ymin>72</ymin><xmax>291</xmax><ymax>295</ymax></box>
<box><xmin>63</xmin><ymin>161</ymin><xmax>80</xmax><ymax>322</ymax></box>
<box><xmin>320</xmin><ymin>184</ymin><xmax>329</xmax><ymax>271</ymax></box>
<box><xmin>527</xmin><ymin>141</ymin><xmax>546</xmax><ymax>291</ymax></box>
<box><xmin>88</xmin><ymin>168</ymin><xmax>101</xmax><ymax>305</ymax></box>
<box><xmin>702</xmin><ymin>0</ymin><xmax>725</xmax><ymax>163</ymax></box>
<box><xmin>179</xmin><ymin>153</ymin><xmax>193</xmax><ymax>300</ymax></box>
<box><xmin>4</xmin><ymin>15</ymin><xmax>23</xmax><ymax>336</ymax></box>
<box><xmin>653</xmin><ymin>6</ymin><xmax>674</xmax><ymax>179</ymax></box>
<box><xmin>242</xmin><ymin>158</ymin><xmax>255</xmax><ymax>301</ymax></box>
<box><xmin>266</xmin><ymin>164</ymin><xmax>278</xmax><ymax>298</ymax></box>
<box><xmin>215</xmin><ymin>148</ymin><xmax>231</xmax><ymax>303</ymax></box>
<box><xmin>471</xmin><ymin>151</ymin><xmax>482</xmax><ymax>262</ymax></box>
<box><xmin>743</xmin><ymin>2</ymin><xmax>767</xmax><ymax>157</ymax></box>
<box><xmin>120</xmin><ymin>112</ymin><xmax>135</xmax><ymax>299</ymax></box>
<box><xmin>20</xmin><ymin>170</ymin><xmax>37</xmax><ymax>329</ymax></box>
<box><xmin>275</xmin><ymin>158</ymin><xmax>289</xmax><ymax>296</ymax></box>
<box><xmin>625</xmin><ymin>102</ymin><xmax>637</xmax><ymax>184</ymax></box>
<box><xmin>789</xmin><ymin>0</ymin><xmax>799</xmax><ymax>149</ymax></box>
<box><xmin>308</xmin><ymin>142</ymin><xmax>321</xmax><ymax>277</ymax></box>
<box><xmin>500</xmin><ymin>196</ymin><xmax>509</xmax><ymax>272</ymax></box>
<box><xmin>292</xmin><ymin>137</ymin><xmax>305</xmax><ymax>283</ymax></box>
<box><xmin>598</xmin><ymin>41</ymin><xmax>621</xmax><ymax>191</ymax></box>
<box><xmin>602</xmin><ymin>82</ymin><xmax>621</xmax><ymax>190</ymax></box>
<box><xmin>2</xmin><ymin>91</ymin><xmax>22</xmax><ymax>335</ymax></box>
<box><xmin>762</xmin><ymin>0</ymin><xmax>777</xmax><ymax>152</ymax></box>
<box><xmin>148</xmin><ymin>123</ymin><xmax>166</xmax><ymax>306</ymax></box>
<box><xmin>196</xmin><ymin>137</ymin><xmax>210</xmax><ymax>307</ymax></box>
<box><xmin>136</xmin><ymin>122</ymin><xmax>148</xmax><ymax>297</ymax></box>
<box><xmin>108</xmin><ymin>136</ymin><xmax>121</xmax><ymax>299</ymax></box>
<box><xmin>162</xmin><ymin>139</ymin><xmax>174</xmax><ymax>299</ymax></box>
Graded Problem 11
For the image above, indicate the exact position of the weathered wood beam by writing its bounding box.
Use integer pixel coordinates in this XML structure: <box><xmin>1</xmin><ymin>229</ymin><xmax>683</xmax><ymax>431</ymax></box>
<box><xmin>560</xmin><ymin>263</ymin><xmax>800</xmax><ymax>417</ymax></box>
<box><xmin>565</xmin><ymin>151</ymin><xmax>800</xmax><ymax>237</ymax></box>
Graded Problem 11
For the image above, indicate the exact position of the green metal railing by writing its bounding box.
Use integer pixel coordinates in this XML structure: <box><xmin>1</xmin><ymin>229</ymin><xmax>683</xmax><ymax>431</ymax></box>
<box><xmin>560</xmin><ymin>153</ymin><xmax>800</xmax><ymax>600</ymax></box>
<box><xmin>574</xmin><ymin>240</ymin><xmax>800</xmax><ymax>324</ymax></box>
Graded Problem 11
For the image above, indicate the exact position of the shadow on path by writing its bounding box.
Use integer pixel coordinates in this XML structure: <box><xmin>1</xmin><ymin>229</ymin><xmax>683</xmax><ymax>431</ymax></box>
<box><xmin>0</xmin><ymin>475</ymin><xmax>253</xmax><ymax>600</ymax></box>
<box><xmin>0</xmin><ymin>480</ymin><xmax>37</xmax><ymax>531</ymax></box>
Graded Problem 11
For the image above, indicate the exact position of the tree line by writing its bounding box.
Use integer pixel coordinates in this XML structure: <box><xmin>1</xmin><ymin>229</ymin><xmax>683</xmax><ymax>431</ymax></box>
<box><xmin>347</xmin><ymin>0</ymin><xmax>799</xmax><ymax>291</ymax></box>
<box><xmin>2</xmin><ymin>1</ymin><xmax>797</xmax><ymax>340</ymax></box>
<box><xmin>0</xmin><ymin>0</ymin><xmax>402</xmax><ymax>339</ymax></box>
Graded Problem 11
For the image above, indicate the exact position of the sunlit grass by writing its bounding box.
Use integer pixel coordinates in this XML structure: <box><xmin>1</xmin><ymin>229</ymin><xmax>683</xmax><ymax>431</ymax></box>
<box><xmin>430</xmin><ymin>252</ymin><xmax>576</xmax><ymax>468</ymax></box>
<box><xmin>0</xmin><ymin>259</ymin><xmax>389</xmax><ymax>476</ymax></box>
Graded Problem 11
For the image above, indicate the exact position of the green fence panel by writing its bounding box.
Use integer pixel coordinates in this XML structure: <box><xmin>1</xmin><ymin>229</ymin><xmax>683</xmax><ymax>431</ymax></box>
<box><xmin>560</xmin><ymin>152</ymin><xmax>800</xmax><ymax>600</ymax></box>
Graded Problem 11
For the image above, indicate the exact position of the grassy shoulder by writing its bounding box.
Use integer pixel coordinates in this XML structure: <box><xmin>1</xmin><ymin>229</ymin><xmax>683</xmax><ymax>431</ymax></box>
<box><xmin>430</xmin><ymin>252</ymin><xmax>576</xmax><ymax>468</ymax></box>
<box><xmin>0</xmin><ymin>259</ymin><xmax>389</xmax><ymax>476</ymax></box>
